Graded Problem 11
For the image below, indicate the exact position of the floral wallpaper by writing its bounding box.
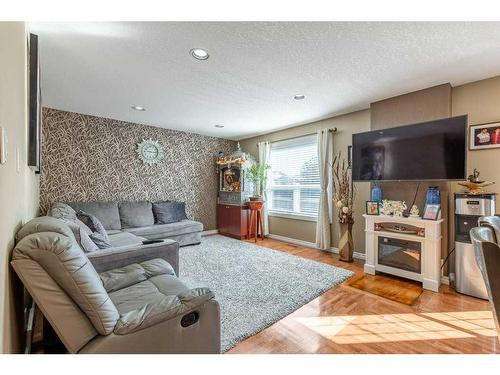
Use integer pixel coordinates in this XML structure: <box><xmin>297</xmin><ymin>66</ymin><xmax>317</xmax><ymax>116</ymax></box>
<box><xmin>40</xmin><ymin>108</ymin><xmax>236</xmax><ymax>230</ymax></box>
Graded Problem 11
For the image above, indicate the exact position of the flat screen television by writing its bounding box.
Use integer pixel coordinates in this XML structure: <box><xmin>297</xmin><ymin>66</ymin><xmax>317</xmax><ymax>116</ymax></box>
<box><xmin>352</xmin><ymin>115</ymin><xmax>467</xmax><ymax>181</ymax></box>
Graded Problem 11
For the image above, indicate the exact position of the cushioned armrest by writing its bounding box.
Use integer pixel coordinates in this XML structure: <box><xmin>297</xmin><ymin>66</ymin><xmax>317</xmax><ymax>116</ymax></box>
<box><xmin>114</xmin><ymin>287</ymin><xmax>214</xmax><ymax>335</ymax></box>
<box><xmin>86</xmin><ymin>239</ymin><xmax>179</xmax><ymax>275</ymax></box>
<box><xmin>99</xmin><ymin>259</ymin><xmax>176</xmax><ymax>293</ymax></box>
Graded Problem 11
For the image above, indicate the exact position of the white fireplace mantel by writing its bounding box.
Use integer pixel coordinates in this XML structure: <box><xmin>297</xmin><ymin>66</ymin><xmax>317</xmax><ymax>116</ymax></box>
<box><xmin>363</xmin><ymin>214</ymin><xmax>443</xmax><ymax>292</ymax></box>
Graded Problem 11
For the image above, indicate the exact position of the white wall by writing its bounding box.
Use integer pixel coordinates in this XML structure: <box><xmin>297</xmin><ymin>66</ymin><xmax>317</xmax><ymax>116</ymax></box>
<box><xmin>0</xmin><ymin>22</ymin><xmax>40</xmax><ymax>353</ymax></box>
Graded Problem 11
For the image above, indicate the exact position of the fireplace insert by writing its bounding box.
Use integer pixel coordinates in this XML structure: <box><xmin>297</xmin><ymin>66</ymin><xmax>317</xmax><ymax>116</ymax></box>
<box><xmin>378</xmin><ymin>236</ymin><xmax>422</xmax><ymax>274</ymax></box>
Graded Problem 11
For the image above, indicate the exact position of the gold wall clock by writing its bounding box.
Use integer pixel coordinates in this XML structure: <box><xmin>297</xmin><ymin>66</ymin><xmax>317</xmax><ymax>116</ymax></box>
<box><xmin>136</xmin><ymin>139</ymin><xmax>164</xmax><ymax>165</ymax></box>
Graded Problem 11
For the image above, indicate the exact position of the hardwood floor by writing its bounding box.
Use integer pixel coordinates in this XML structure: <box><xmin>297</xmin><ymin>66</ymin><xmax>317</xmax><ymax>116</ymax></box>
<box><xmin>227</xmin><ymin>238</ymin><xmax>500</xmax><ymax>354</ymax></box>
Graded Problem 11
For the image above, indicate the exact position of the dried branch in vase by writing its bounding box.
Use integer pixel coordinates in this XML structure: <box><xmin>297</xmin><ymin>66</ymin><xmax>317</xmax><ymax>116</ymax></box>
<box><xmin>332</xmin><ymin>152</ymin><xmax>356</xmax><ymax>224</ymax></box>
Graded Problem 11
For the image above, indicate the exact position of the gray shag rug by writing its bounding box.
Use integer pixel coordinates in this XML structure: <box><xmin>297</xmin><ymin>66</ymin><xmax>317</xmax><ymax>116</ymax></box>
<box><xmin>179</xmin><ymin>235</ymin><xmax>353</xmax><ymax>352</ymax></box>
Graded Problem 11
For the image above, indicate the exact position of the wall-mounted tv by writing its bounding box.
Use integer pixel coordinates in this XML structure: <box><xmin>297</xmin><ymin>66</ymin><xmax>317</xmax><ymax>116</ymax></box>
<box><xmin>352</xmin><ymin>115</ymin><xmax>467</xmax><ymax>181</ymax></box>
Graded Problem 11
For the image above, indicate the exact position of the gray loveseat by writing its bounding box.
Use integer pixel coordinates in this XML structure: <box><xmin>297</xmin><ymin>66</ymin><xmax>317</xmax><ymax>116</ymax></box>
<box><xmin>65</xmin><ymin>201</ymin><xmax>204</xmax><ymax>247</ymax></box>
<box><xmin>12</xmin><ymin>216</ymin><xmax>221</xmax><ymax>353</ymax></box>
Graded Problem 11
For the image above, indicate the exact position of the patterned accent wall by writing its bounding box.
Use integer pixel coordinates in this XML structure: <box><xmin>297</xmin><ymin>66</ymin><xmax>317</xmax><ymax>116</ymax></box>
<box><xmin>40</xmin><ymin>108</ymin><xmax>236</xmax><ymax>230</ymax></box>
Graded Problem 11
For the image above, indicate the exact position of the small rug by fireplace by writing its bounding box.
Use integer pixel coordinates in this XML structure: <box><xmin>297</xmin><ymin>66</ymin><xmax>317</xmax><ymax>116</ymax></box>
<box><xmin>179</xmin><ymin>235</ymin><xmax>353</xmax><ymax>352</ymax></box>
<box><xmin>347</xmin><ymin>273</ymin><xmax>423</xmax><ymax>305</ymax></box>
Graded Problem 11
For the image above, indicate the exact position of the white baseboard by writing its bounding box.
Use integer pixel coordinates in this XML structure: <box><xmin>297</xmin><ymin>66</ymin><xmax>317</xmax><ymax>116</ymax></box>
<box><xmin>202</xmin><ymin>229</ymin><xmax>219</xmax><ymax>236</ymax></box>
<box><xmin>267</xmin><ymin>233</ymin><xmax>365</xmax><ymax>260</ymax></box>
<box><xmin>267</xmin><ymin>233</ymin><xmax>317</xmax><ymax>248</ymax></box>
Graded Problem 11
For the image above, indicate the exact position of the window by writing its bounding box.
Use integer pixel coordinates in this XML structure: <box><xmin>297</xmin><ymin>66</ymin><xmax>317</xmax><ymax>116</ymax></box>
<box><xmin>268</xmin><ymin>134</ymin><xmax>320</xmax><ymax>218</ymax></box>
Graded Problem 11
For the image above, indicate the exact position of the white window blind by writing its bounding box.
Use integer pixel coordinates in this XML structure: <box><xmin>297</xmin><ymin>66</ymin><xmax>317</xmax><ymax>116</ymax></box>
<box><xmin>268</xmin><ymin>134</ymin><xmax>320</xmax><ymax>217</ymax></box>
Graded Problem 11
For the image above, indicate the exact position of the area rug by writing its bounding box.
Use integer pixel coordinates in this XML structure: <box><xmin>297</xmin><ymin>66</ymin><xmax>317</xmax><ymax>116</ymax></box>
<box><xmin>347</xmin><ymin>273</ymin><xmax>423</xmax><ymax>305</ymax></box>
<box><xmin>179</xmin><ymin>235</ymin><xmax>353</xmax><ymax>352</ymax></box>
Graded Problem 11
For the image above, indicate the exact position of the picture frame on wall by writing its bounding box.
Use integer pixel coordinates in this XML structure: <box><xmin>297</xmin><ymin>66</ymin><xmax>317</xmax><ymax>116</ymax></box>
<box><xmin>366</xmin><ymin>201</ymin><xmax>379</xmax><ymax>215</ymax></box>
<box><xmin>422</xmin><ymin>204</ymin><xmax>441</xmax><ymax>220</ymax></box>
<box><xmin>28</xmin><ymin>33</ymin><xmax>41</xmax><ymax>173</ymax></box>
<box><xmin>469</xmin><ymin>121</ymin><xmax>500</xmax><ymax>150</ymax></box>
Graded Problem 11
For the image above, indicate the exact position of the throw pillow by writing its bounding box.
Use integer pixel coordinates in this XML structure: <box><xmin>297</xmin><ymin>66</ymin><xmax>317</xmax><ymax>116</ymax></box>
<box><xmin>152</xmin><ymin>201</ymin><xmax>188</xmax><ymax>224</ymax></box>
<box><xmin>77</xmin><ymin>210</ymin><xmax>111</xmax><ymax>249</ymax></box>
<box><xmin>49</xmin><ymin>202</ymin><xmax>97</xmax><ymax>252</ymax></box>
<box><xmin>89</xmin><ymin>232</ymin><xmax>112</xmax><ymax>249</ymax></box>
<box><xmin>65</xmin><ymin>221</ymin><xmax>99</xmax><ymax>253</ymax></box>
<box><xmin>50</xmin><ymin>202</ymin><xmax>92</xmax><ymax>234</ymax></box>
<box><xmin>79</xmin><ymin>228</ymin><xmax>100</xmax><ymax>252</ymax></box>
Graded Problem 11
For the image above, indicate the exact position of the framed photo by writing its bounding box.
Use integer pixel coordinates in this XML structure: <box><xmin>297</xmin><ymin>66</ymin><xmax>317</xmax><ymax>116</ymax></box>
<box><xmin>28</xmin><ymin>33</ymin><xmax>41</xmax><ymax>173</ymax></box>
<box><xmin>469</xmin><ymin>121</ymin><xmax>500</xmax><ymax>150</ymax></box>
<box><xmin>366</xmin><ymin>201</ymin><xmax>379</xmax><ymax>215</ymax></box>
<box><xmin>422</xmin><ymin>204</ymin><xmax>441</xmax><ymax>220</ymax></box>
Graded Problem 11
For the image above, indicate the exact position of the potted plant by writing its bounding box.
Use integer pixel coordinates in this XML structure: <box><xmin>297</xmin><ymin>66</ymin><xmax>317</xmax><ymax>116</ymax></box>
<box><xmin>332</xmin><ymin>152</ymin><xmax>356</xmax><ymax>262</ymax></box>
<box><xmin>246</xmin><ymin>163</ymin><xmax>270</xmax><ymax>201</ymax></box>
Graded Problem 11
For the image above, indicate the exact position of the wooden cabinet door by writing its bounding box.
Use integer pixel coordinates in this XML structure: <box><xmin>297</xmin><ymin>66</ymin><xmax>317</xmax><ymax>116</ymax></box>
<box><xmin>217</xmin><ymin>204</ymin><xmax>245</xmax><ymax>239</ymax></box>
<box><xmin>217</xmin><ymin>204</ymin><xmax>228</xmax><ymax>233</ymax></box>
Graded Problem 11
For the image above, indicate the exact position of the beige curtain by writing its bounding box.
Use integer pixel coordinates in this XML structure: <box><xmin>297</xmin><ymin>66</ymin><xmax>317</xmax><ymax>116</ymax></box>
<box><xmin>315</xmin><ymin>129</ymin><xmax>332</xmax><ymax>249</ymax></box>
<box><xmin>257</xmin><ymin>141</ymin><xmax>271</xmax><ymax>236</ymax></box>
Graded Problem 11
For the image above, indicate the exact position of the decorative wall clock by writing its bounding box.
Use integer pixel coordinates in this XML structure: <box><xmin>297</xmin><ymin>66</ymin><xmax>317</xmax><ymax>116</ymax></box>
<box><xmin>136</xmin><ymin>139</ymin><xmax>164</xmax><ymax>165</ymax></box>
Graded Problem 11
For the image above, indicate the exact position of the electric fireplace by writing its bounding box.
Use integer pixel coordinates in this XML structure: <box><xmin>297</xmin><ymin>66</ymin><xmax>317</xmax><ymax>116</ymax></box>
<box><xmin>377</xmin><ymin>236</ymin><xmax>422</xmax><ymax>274</ymax></box>
<box><xmin>363</xmin><ymin>214</ymin><xmax>443</xmax><ymax>292</ymax></box>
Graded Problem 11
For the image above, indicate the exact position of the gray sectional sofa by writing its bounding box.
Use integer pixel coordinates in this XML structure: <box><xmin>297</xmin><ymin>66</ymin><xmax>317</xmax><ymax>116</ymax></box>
<box><xmin>12</xmin><ymin>216</ymin><xmax>220</xmax><ymax>353</ymax></box>
<box><xmin>10</xmin><ymin>201</ymin><xmax>218</xmax><ymax>353</ymax></box>
<box><xmin>66</xmin><ymin>201</ymin><xmax>204</xmax><ymax>247</ymax></box>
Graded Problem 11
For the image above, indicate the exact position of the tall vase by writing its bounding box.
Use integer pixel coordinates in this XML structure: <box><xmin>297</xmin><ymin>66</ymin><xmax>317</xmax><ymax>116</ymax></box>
<box><xmin>338</xmin><ymin>222</ymin><xmax>354</xmax><ymax>262</ymax></box>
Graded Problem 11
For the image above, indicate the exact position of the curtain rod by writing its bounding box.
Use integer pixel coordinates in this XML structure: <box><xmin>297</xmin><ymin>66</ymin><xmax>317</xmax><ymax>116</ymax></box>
<box><xmin>256</xmin><ymin>127</ymin><xmax>337</xmax><ymax>146</ymax></box>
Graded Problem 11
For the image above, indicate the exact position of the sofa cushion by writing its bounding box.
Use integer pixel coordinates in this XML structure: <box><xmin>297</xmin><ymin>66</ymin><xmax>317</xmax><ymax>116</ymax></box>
<box><xmin>106</xmin><ymin>229</ymin><xmax>122</xmax><ymax>235</ymax></box>
<box><xmin>99</xmin><ymin>259</ymin><xmax>175</xmax><ymax>293</ymax></box>
<box><xmin>152</xmin><ymin>201</ymin><xmax>188</xmax><ymax>224</ymax></box>
<box><xmin>110</xmin><ymin>275</ymin><xmax>190</xmax><ymax>314</ymax></box>
<box><xmin>48</xmin><ymin>204</ymin><xmax>99</xmax><ymax>253</ymax></box>
<box><xmin>68</xmin><ymin>202</ymin><xmax>121</xmax><ymax>231</ymax></box>
<box><xmin>107</xmin><ymin>231</ymin><xmax>146</xmax><ymax>248</ymax></box>
<box><xmin>123</xmin><ymin>220</ymin><xmax>203</xmax><ymax>240</ymax></box>
<box><xmin>118</xmin><ymin>201</ymin><xmax>154</xmax><ymax>229</ymax></box>
<box><xmin>49</xmin><ymin>202</ymin><xmax>91</xmax><ymax>233</ymax></box>
<box><xmin>109</xmin><ymin>271</ymin><xmax>213</xmax><ymax>335</ymax></box>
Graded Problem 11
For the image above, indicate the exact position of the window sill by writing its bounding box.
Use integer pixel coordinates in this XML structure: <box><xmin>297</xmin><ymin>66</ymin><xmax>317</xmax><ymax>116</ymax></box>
<box><xmin>268</xmin><ymin>211</ymin><xmax>318</xmax><ymax>222</ymax></box>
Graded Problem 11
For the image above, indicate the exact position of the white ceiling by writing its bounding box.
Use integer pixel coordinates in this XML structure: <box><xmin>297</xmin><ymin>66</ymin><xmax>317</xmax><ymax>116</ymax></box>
<box><xmin>30</xmin><ymin>22</ymin><xmax>500</xmax><ymax>140</ymax></box>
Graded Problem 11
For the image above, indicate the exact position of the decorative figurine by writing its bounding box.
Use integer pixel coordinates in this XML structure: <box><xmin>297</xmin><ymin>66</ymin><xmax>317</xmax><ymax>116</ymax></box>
<box><xmin>469</xmin><ymin>168</ymin><xmax>481</xmax><ymax>183</ymax></box>
<box><xmin>409</xmin><ymin>204</ymin><xmax>420</xmax><ymax>218</ymax></box>
<box><xmin>458</xmin><ymin>168</ymin><xmax>495</xmax><ymax>194</ymax></box>
<box><xmin>380</xmin><ymin>200</ymin><xmax>393</xmax><ymax>216</ymax></box>
<box><xmin>380</xmin><ymin>199</ymin><xmax>407</xmax><ymax>216</ymax></box>
<box><xmin>393</xmin><ymin>201</ymin><xmax>407</xmax><ymax>217</ymax></box>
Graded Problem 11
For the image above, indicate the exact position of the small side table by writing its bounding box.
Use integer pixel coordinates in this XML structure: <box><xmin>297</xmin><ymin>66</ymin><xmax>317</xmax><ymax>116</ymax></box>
<box><xmin>247</xmin><ymin>200</ymin><xmax>265</xmax><ymax>242</ymax></box>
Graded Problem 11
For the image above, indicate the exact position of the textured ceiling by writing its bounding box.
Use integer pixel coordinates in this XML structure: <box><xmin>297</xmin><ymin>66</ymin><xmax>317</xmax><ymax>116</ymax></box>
<box><xmin>30</xmin><ymin>22</ymin><xmax>500</xmax><ymax>140</ymax></box>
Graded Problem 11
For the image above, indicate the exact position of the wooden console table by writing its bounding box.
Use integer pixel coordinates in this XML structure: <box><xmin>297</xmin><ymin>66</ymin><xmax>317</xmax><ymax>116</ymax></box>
<box><xmin>363</xmin><ymin>214</ymin><xmax>443</xmax><ymax>292</ymax></box>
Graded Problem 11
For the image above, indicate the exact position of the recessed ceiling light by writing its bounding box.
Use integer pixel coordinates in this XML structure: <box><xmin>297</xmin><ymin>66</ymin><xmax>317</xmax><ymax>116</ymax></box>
<box><xmin>294</xmin><ymin>94</ymin><xmax>306</xmax><ymax>100</ymax></box>
<box><xmin>214</xmin><ymin>124</ymin><xmax>224</xmax><ymax>128</ymax></box>
<box><xmin>190</xmin><ymin>48</ymin><xmax>209</xmax><ymax>60</ymax></box>
<box><xmin>131</xmin><ymin>105</ymin><xmax>146</xmax><ymax>111</ymax></box>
